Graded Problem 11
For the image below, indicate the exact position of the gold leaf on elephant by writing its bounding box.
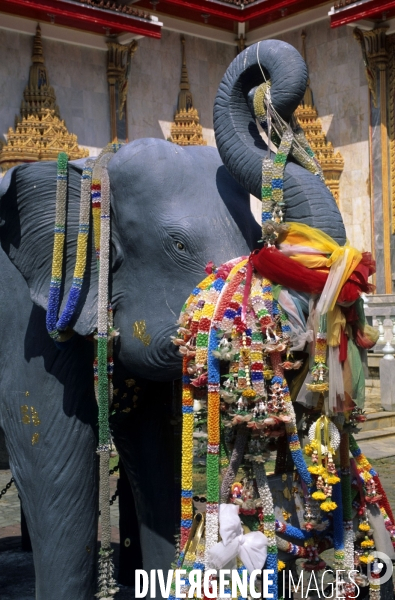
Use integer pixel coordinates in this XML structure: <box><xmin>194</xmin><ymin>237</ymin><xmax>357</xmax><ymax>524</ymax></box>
<box><xmin>31</xmin><ymin>407</ymin><xmax>41</xmax><ymax>426</ymax></box>
<box><xmin>282</xmin><ymin>509</ymin><xmax>292</xmax><ymax>521</ymax></box>
<box><xmin>133</xmin><ymin>320</ymin><xmax>151</xmax><ymax>346</ymax></box>
<box><xmin>31</xmin><ymin>433</ymin><xmax>40</xmax><ymax>445</ymax></box>
<box><xmin>125</xmin><ymin>378</ymin><xmax>136</xmax><ymax>388</ymax></box>
<box><xmin>21</xmin><ymin>405</ymin><xmax>30</xmax><ymax>424</ymax></box>
<box><xmin>283</xmin><ymin>487</ymin><xmax>292</xmax><ymax>501</ymax></box>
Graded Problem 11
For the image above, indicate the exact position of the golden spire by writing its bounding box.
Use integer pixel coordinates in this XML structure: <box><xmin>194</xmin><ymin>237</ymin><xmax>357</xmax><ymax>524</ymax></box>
<box><xmin>170</xmin><ymin>35</ymin><xmax>206</xmax><ymax>146</ymax></box>
<box><xmin>0</xmin><ymin>24</ymin><xmax>88</xmax><ymax>172</ymax></box>
<box><xmin>295</xmin><ymin>31</ymin><xmax>344</xmax><ymax>205</ymax></box>
<box><xmin>21</xmin><ymin>23</ymin><xmax>59</xmax><ymax>120</ymax></box>
<box><xmin>177</xmin><ymin>36</ymin><xmax>193</xmax><ymax>112</ymax></box>
<box><xmin>300</xmin><ymin>31</ymin><xmax>314</xmax><ymax>108</ymax></box>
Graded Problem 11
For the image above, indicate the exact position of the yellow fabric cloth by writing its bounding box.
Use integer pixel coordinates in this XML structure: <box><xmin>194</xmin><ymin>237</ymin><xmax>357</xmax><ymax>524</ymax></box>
<box><xmin>327</xmin><ymin>306</ymin><xmax>346</xmax><ymax>347</ymax></box>
<box><xmin>278</xmin><ymin>222</ymin><xmax>362</xmax><ymax>311</ymax></box>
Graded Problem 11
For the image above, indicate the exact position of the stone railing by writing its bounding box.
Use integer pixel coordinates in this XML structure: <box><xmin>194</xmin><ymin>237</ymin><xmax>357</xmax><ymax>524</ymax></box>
<box><xmin>363</xmin><ymin>293</ymin><xmax>395</xmax><ymax>411</ymax></box>
<box><xmin>363</xmin><ymin>293</ymin><xmax>395</xmax><ymax>352</ymax></box>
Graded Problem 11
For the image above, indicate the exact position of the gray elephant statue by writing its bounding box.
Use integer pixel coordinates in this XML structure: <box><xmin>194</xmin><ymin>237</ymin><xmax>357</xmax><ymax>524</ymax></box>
<box><xmin>0</xmin><ymin>39</ymin><xmax>347</xmax><ymax>600</ymax></box>
<box><xmin>0</xmin><ymin>138</ymin><xmax>260</xmax><ymax>599</ymax></box>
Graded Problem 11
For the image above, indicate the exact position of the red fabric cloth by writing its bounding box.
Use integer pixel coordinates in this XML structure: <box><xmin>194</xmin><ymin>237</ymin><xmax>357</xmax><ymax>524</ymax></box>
<box><xmin>252</xmin><ymin>248</ymin><xmax>375</xmax><ymax>304</ymax></box>
<box><xmin>251</xmin><ymin>247</ymin><xmax>327</xmax><ymax>294</ymax></box>
<box><xmin>355</xmin><ymin>328</ymin><xmax>376</xmax><ymax>350</ymax></box>
<box><xmin>337</xmin><ymin>253</ymin><xmax>375</xmax><ymax>304</ymax></box>
<box><xmin>339</xmin><ymin>329</ymin><xmax>348</xmax><ymax>363</ymax></box>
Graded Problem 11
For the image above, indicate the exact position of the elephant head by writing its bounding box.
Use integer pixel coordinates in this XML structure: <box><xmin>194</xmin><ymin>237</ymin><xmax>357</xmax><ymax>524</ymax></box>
<box><xmin>0</xmin><ymin>138</ymin><xmax>260</xmax><ymax>381</ymax></box>
<box><xmin>214</xmin><ymin>40</ymin><xmax>346</xmax><ymax>243</ymax></box>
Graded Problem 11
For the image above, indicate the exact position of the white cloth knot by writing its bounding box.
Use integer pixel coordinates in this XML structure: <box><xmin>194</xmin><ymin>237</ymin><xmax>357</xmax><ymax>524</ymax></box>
<box><xmin>206</xmin><ymin>504</ymin><xmax>268</xmax><ymax>574</ymax></box>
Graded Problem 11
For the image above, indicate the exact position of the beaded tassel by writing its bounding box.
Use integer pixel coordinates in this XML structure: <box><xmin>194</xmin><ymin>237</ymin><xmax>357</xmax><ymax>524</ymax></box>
<box><xmin>254</xmin><ymin>463</ymin><xmax>277</xmax><ymax>600</ymax></box>
<box><xmin>93</xmin><ymin>147</ymin><xmax>121</xmax><ymax>600</ymax></box>
<box><xmin>180</xmin><ymin>354</ymin><xmax>194</xmax><ymax>553</ymax></box>
<box><xmin>95</xmin><ymin>164</ymin><xmax>118</xmax><ymax>599</ymax></box>
<box><xmin>46</xmin><ymin>152</ymin><xmax>68</xmax><ymax>340</ymax></box>
<box><xmin>56</xmin><ymin>160</ymin><xmax>93</xmax><ymax>332</ymax></box>
<box><xmin>261</xmin><ymin>157</ymin><xmax>273</xmax><ymax>225</ymax></box>
<box><xmin>205</xmin><ymin>276</ymin><xmax>226</xmax><ymax>561</ymax></box>
<box><xmin>176</xmin><ymin>271</ymin><xmax>219</xmax><ymax>561</ymax></box>
<box><xmin>306</xmin><ymin>330</ymin><xmax>329</xmax><ymax>393</ymax></box>
<box><xmin>270</xmin><ymin>128</ymin><xmax>293</xmax><ymax>224</ymax></box>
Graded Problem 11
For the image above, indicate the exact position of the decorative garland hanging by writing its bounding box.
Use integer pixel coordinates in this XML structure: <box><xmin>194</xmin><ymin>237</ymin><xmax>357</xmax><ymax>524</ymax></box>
<box><xmin>91</xmin><ymin>145</ymin><xmax>121</xmax><ymax>600</ymax></box>
<box><xmin>170</xmin><ymin>68</ymin><xmax>392</xmax><ymax>600</ymax></box>
<box><xmin>46</xmin><ymin>153</ymin><xmax>93</xmax><ymax>343</ymax></box>
<box><xmin>47</xmin><ymin>146</ymin><xmax>121</xmax><ymax>599</ymax></box>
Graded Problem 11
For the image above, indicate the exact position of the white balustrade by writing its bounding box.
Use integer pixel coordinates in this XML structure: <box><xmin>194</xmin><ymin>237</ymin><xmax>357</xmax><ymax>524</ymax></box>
<box><xmin>364</xmin><ymin>294</ymin><xmax>395</xmax><ymax>410</ymax></box>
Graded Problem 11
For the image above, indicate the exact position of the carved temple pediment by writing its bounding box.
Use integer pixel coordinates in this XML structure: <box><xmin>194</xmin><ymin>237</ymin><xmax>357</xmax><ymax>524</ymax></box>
<box><xmin>0</xmin><ymin>24</ymin><xmax>88</xmax><ymax>172</ymax></box>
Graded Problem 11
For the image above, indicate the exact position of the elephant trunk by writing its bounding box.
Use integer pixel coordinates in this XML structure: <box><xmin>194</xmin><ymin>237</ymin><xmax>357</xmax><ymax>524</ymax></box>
<box><xmin>213</xmin><ymin>40</ymin><xmax>346</xmax><ymax>243</ymax></box>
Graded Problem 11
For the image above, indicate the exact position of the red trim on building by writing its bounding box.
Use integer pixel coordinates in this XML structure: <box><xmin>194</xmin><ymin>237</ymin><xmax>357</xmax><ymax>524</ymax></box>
<box><xmin>133</xmin><ymin>0</ymin><xmax>331</xmax><ymax>30</ymax></box>
<box><xmin>330</xmin><ymin>0</ymin><xmax>395</xmax><ymax>28</ymax></box>
<box><xmin>0</xmin><ymin>0</ymin><xmax>162</xmax><ymax>37</ymax></box>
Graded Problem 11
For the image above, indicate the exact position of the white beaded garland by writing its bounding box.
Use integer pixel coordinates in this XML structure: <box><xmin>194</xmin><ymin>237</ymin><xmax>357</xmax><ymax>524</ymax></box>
<box><xmin>308</xmin><ymin>420</ymin><xmax>340</xmax><ymax>453</ymax></box>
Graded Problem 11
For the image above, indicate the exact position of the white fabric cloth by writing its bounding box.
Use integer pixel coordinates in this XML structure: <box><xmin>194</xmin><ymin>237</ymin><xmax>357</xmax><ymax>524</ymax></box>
<box><xmin>277</xmin><ymin>289</ymin><xmax>313</xmax><ymax>351</ymax></box>
<box><xmin>316</xmin><ymin>249</ymin><xmax>349</xmax><ymax>318</ymax></box>
<box><xmin>328</xmin><ymin>345</ymin><xmax>344</xmax><ymax>413</ymax></box>
<box><xmin>206</xmin><ymin>504</ymin><xmax>268</xmax><ymax>574</ymax></box>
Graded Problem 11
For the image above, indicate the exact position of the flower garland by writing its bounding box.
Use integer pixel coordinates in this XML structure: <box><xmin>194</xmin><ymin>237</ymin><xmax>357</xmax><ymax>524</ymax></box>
<box><xmin>254</xmin><ymin>462</ymin><xmax>277</xmax><ymax>600</ymax></box>
<box><xmin>253</xmin><ymin>80</ymin><xmax>324</xmax><ymax>185</ymax></box>
<box><xmin>56</xmin><ymin>161</ymin><xmax>93</xmax><ymax>332</ymax></box>
<box><xmin>46</xmin><ymin>154</ymin><xmax>93</xmax><ymax>343</ymax></box>
<box><xmin>170</xmin><ymin>106</ymin><xmax>395</xmax><ymax>600</ymax></box>
<box><xmin>180</xmin><ymin>353</ymin><xmax>195</xmax><ymax>554</ymax></box>
<box><xmin>306</xmin><ymin>331</ymin><xmax>329</xmax><ymax>393</ymax></box>
<box><xmin>46</xmin><ymin>152</ymin><xmax>68</xmax><ymax>341</ymax></box>
<box><xmin>349</xmin><ymin>434</ymin><xmax>381</xmax><ymax>504</ymax></box>
<box><xmin>94</xmin><ymin>149</ymin><xmax>120</xmax><ymax>599</ymax></box>
<box><xmin>261</xmin><ymin>126</ymin><xmax>293</xmax><ymax>243</ymax></box>
<box><xmin>173</xmin><ymin>255</ymin><xmax>320</xmax><ymax>600</ymax></box>
<box><xmin>47</xmin><ymin>147</ymin><xmax>121</xmax><ymax>598</ymax></box>
<box><xmin>331</xmin><ymin>473</ymin><xmax>345</xmax><ymax>571</ymax></box>
<box><xmin>305</xmin><ymin>417</ymin><xmax>340</xmax><ymax>512</ymax></box>
<box><xmin>205</xmin><ymin>275</ymin><xmax>227</xmax><ymax>558</ymax></box>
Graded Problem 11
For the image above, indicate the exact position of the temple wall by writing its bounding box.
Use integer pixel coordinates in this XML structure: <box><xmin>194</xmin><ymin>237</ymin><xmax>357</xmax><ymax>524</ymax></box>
<box><xmin>0</xmin><ymin>28</ymin><xmax>110</xmax><ymax>154</ymax></box>
<box><xmin>278</xmin><ymin>22</ymin><xmax>371</xmax><ymax>254</ymax></box>
<box><xmin>126</xmin><ymin>29</ymin><xmax>235</xmax><ymax>146</ymax></box>
<box><xmin>0</xmin><ymin>27</ymin><xmax>234</xmax><ymax>156</ymax></box>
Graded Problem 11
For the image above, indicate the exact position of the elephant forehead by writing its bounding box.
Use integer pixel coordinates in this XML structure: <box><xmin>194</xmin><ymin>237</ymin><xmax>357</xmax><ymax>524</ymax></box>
<box><xmin>109</xmin><ymin>139</ymin><xmax>228</xmax><ymax>207</ymax></box>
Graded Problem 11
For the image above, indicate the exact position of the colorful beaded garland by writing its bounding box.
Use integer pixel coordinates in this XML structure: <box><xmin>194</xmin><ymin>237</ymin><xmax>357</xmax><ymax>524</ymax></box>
<box><xmin>47</xmin><ymin>147</ymin><xmax>121</xmax><ymax>598</ymax></box>
<box><xmin>171</xmin><ymin>80</ymin><xmax>395</xmax><ymax>600</ymax></box>
<box><xmin>91</xmin><ymin>145</ymin><xmax>121</xmax><ymax>600</ymax></box>
<box><xmin>47</xmin><ymin>155</ymin><xmax>95</xmax><ymax>343</ymax></box>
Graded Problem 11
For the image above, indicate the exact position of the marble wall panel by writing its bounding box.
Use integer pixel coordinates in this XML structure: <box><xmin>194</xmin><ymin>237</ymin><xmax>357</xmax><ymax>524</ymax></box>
<box><xmin>127</xmin><ymin>29</ymin><xmax>236</xmax><ymax>144</ymax></box>
<box><xmin>0</xmin><ymin>26</ymin><xmax>235</xmax><ymax>157</ymax></box>
<box><xmin>0</xmin><ymin>29</ymin><xmax>109</xmax><ymax>155</ymax></box>
<box><xmin>278</xmin><ymin>21</ymin><xmax>371</xmax><ymax>253</ymax></box>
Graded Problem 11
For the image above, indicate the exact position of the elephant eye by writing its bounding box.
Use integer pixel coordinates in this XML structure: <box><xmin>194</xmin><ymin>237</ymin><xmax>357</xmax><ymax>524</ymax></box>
<box><xmin>176</xmin><ymin>241</ymin><xmax>185</xmax><ymax>251</ymax></box>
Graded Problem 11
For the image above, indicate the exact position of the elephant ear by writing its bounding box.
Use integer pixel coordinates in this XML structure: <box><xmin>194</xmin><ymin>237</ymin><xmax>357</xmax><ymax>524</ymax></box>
<box><xmin>0</xmin><ymin>159</ymin><xmax>98</xmax><ymax>337</ymax></box>
<box><xmin>214</xmin><ymin>40</ymin><xmax>346</xmax><ymax>244</ymax></box>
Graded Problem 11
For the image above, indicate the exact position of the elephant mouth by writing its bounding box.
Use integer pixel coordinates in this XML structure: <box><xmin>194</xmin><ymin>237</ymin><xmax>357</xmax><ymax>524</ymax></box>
<box><xmin>148</xmin><ymin>325</ymin><xmax>183</xmax><ymax>372</ymax></box>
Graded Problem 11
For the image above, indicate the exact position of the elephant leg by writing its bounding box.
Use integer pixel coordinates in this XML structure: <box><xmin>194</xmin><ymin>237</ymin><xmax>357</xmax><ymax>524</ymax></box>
<box><xmin>111</xmin><ymin>378</ymin><xmax>180</xmax><ymax>596</ymax></box>
<box><xmin>2</xmin><ymin>399</ymin><xmax>98</xmax><ymax>600</ymax></box>
<box><xmin>117</xmin><ymin>459</ymin><xmax>143</xmax><ymax>585</ymax></box>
